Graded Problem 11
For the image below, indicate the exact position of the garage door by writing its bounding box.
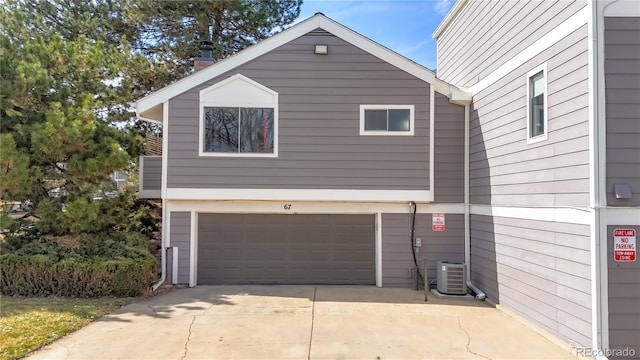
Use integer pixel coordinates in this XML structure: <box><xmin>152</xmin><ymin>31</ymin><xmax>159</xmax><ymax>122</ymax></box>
<box><xmin>197</xmin><ymin>214</ymin><xmax>375</xmax><ymax>285</ymax></box>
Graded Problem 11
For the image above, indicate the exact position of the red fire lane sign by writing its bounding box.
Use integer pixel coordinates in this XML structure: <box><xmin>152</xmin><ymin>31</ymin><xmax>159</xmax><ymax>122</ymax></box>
<box><xmin>614</xmin><ymin>229</ymin><xmax>636</xmax><ymax>262</ymax></box>
<box><xmin>432</xmin><ymin>213</ymin><xmax>445</xmax><ymax>232</ymax></box>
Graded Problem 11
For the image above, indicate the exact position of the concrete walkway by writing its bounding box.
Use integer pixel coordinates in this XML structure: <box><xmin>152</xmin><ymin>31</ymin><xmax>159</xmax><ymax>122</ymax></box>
<box><xmin>29</xmin><ymin>286</ymin><xmax>578</xmax><ymax>360</ymax></box>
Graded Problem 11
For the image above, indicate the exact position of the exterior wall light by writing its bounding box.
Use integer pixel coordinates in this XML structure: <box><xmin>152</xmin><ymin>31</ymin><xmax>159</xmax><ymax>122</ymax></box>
<box><xmin>315</xmin><ymin>45</ymin><xmax>328</xmax><ymax>55</ymax></box>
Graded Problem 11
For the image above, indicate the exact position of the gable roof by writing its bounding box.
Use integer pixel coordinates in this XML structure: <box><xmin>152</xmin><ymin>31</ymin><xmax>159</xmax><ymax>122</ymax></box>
<box><xmin>135</xmin><ymin>13</ymin><xmax>470</xmax><ymax>121</ymax></box>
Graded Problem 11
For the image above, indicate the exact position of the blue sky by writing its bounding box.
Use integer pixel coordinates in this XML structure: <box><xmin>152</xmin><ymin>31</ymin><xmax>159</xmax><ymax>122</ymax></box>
<box><xmin>296</xmin><ymin>0</ymin><xmax>456</xmax><ymax>70</ymax></box>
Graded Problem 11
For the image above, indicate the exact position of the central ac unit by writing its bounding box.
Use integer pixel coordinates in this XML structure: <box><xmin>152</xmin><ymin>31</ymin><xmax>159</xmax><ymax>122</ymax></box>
<box><xmin>437</xmin><ymin>261</ymin><xmax>467</xmax><ymax>295</ymax></box>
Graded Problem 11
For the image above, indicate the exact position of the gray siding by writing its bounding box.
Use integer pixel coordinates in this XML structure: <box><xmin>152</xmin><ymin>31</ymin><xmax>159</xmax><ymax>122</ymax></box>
<box><xmin>436</xmin><ymin>0</ymin><xmax>587</xmax><ymax>87</ymax></box>
<box><xmin>170</xmin><ymin>211</ymin><xmax>191</xmax><ymax>284</ymax></box>
<box><xmin>434</xmin><ymin>93</ymin><xmax>465</xmax><ymax>203</ymax></box>
<box><xmin>605</xmin><ymin>17</ymin><xmax>640</xmax><ymax>207</ymax></box>
<box><xmin>469</xmin><ymin>25</ymin><xmax>590</xmax><ymax>207</ymax></box>
<box><xmin>141</xmin><ymin>156</ymin><xmax>162</xmax><ymax>191</ymax></box>
<box><xmin>167</xmin><ymin>29</ymin><xmax>431</xmax><ymax>190</ymax></box>
<box><xmin>607</xmin><ymin>225</ymin><xmax>640</xmax><ymax>359</ymax></box>
<box><xmin>470</xmin><ymin>215</ymin><xmax>592</xmax><ymax>347</ymax></box>
<box><xmin>382</xmin><ymin>213</ymin><xmax>464</xmax><ymax>288</ymax></box>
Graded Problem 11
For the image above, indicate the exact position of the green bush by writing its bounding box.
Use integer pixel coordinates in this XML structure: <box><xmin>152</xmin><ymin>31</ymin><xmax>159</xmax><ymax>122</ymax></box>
<box><xmin>2</xmin><ymin>192</ymin><xmax>159</xmax><ymax>297</ymax></box>
<box><xmin>0</xmin><ymin>253</ymin><xmax>156</xmax><ymax>297</ymax></box>
<box><xmin>32</xmin><ymin>192</ymin><xmax>157</xmax><ymax>238</ymax></box>
<box><xmin>34</xmin><ymin>199</ymin><xmax>66</xmax><ymax>235</ymax></box>
<box><xmin>64</xmin><ymin>198</ymin><xmax>101</xmax><ymax>235</ymax></box>
<box><xmin>0</xmin><ymin>229</ymin><xmax>157</xmax><ymax>297</ymax></box>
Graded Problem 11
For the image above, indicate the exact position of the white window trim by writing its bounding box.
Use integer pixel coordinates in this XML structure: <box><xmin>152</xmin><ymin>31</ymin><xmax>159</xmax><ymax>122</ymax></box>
<box><xmin>198</xmin><ymin>74</ymin><xmax>279</xmax><ymax>158</ymax></box>
<box><xmin>359</xmin><ymin>104</ymin><xmax>415</xmax><ymax>136</ymax></box>
<box><xmin>526</xmin><ymin>63</ymin><xmax>548</xmax><ymax>144</ymax></box>
<box><xmin>112</xmin><ymin>171</ymin><xmax>126</xmax><ymax>181</ymax></box>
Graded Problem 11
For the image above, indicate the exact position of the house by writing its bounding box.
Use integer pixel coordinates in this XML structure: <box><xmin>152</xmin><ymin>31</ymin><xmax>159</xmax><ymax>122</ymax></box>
<box><xmin>432</xmin><ymin>0</ymin><xmax>639</xmax><ymax>357</ymax></box>
<box><xmin>135</xmin><ymin>2</ymin><xmax>639</xmax><ymax>357</ymax></box>
<box><xmin>135</xmin><ymin>12</ymin><xmax>471</xmax><ymax>289</ymax></box>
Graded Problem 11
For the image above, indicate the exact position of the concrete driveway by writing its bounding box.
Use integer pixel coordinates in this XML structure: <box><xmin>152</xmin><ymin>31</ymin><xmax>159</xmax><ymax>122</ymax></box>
<box><xmin>29</xmin><ymin>286</ymin><xmax>578</xmax><ymax>360</ymax></box>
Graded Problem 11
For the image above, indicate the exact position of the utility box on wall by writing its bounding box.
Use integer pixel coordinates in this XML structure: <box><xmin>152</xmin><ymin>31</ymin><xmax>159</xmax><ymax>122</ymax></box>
<box><xmin>437</xmin><ymin>261</ymin><xmax>467</xmax><ymax>295</ymax></box>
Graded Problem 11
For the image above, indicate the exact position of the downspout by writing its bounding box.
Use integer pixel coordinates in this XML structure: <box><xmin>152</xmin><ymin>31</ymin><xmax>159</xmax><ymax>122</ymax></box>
<box><xmin>464</xmin><ymin>104</ymin><xmax>470</xmax><ymax>274</ymax></box>
<box><xmin>463</xmin><ymin>102</ymin><xmax>486</xmax><ymax>300</ymax></box>
<box><xmin>587</xmin><ymin>0</ymin><xmax>600</xmax><ymax>349</ymax></box>
<box><xmin>589</xmin><ymin>0</ymin><xmax>610</xmax><ymax>353</ymax></box>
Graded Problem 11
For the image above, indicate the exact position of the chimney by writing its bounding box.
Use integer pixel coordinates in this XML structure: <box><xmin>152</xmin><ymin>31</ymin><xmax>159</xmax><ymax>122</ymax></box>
<box><xmin>194</xmin><ymin>41</ymin><xmax>215</xmax><ymax>71</ymax></box>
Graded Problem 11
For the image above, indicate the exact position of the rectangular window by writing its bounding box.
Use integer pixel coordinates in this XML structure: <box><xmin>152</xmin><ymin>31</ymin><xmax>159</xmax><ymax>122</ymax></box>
<box><xmin>360</xmin><ymin>105</ymin><xmax>414</xmax><ymax>135</ymax></box>
<box><xmin>526</xmin><ymin>64</ymin><xmax>548</xmax><ymax>143</ymax></box>
<box><xmin>203</xmin><ymin>107</ymin><xmax>274</xmax><ymax>154</ymax></box>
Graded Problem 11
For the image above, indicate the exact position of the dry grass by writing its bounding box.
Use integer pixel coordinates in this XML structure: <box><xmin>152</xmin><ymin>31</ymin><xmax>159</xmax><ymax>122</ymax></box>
<box><xmin>0</xmin><ymin>297</ymin><xmax>129</xmax><ymax>360</ymax></box>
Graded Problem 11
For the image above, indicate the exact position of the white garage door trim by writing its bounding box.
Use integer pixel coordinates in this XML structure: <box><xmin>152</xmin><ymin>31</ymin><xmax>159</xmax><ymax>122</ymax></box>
<box><xmin>166</xmin><ymin>200</ymin><xmax>465</xmax><ymax>287</ymax></box>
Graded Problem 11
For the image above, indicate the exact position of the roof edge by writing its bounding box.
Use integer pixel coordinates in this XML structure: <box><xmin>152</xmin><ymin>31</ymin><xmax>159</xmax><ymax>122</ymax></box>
<box><xmin>135</xmin><ymin>13</ymin><xmax>469</xmax><ymax>115</ymax></box>
<box><xmin>135</xmin><ymin>14</ymin><xmax>324</xmax><ymax>114</ymax></box>
<box><xmin>432</xmin><ymin>0</ymin><xmax>468</xmax><ymax>39</ymax></box>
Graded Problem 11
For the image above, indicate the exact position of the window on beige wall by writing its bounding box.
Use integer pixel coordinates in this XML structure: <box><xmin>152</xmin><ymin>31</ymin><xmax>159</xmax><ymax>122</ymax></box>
<box><xmin>526</xmin><ymin>63</ymin><xmax>548</xmax><ymax>144</ymax></box>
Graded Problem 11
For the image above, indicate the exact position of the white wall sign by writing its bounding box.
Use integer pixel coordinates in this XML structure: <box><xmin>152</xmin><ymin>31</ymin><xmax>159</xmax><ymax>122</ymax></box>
<box><xmin>614</xmin><ymin>229</ymin><xmax>636</xmax><ymax>262</ymax></box>
<box><xmin>432</xmin><ymin>213</ymin><xmax>445</xmax><ymax>231</ymax></box>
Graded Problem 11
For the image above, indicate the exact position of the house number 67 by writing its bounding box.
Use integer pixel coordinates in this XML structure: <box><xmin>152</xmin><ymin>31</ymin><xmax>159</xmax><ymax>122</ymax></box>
<box><xmin>283</xmin><ymin>204</ymin><xmax>292</xmax><ymax>210</ymax></box>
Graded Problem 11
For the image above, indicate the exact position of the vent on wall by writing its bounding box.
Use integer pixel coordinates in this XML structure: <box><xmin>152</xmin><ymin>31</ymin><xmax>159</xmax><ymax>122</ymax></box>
<box><xmin>437</xmin><ymin>261</ymin><xmax>467</xmax><ymax>295</ymax></box>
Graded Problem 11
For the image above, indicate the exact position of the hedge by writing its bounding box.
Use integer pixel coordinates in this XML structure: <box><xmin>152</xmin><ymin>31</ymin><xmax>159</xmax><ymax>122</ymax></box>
<box><xmin>0</xmin><ymin>254</ymin><xmax>156</xmax><ymax>297</ymax></box>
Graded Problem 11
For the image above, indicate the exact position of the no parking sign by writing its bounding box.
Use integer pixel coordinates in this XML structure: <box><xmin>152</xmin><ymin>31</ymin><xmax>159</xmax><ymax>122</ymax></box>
<box><xmin>614</xmin><ymin>229</ymin><xmax>636</xmax><ymax>262</ymax></box>
<box><xmin>432</xmin><ymin>213</ymin><xmax>445</xmax><ymax>231</ymax></box>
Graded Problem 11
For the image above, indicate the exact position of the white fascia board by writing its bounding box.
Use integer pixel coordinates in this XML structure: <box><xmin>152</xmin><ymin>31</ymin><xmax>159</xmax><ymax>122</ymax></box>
<box><xmin>166</xmin><ymin>199</ymin><xmax>465</xmax><ymax>215</ymax></box>
<box><xmin>432</xmin><ymin>0</ymin><xmax>468</xmax><ymax>39</ymax></box>
<box><xmin>602</xmin><ymin>207</ymin><xmax>640</xmax><ymax>224</ymax></box>
<box><xmin>135</xmin><ymin>16</ymin><xmax>321</xmax><ymax>115</ymax></box>
<box><xmin>317</xmin><ymin>16</ymin><xmax>467</xmax><ymax>99</ymax></box>
<box><xmin>166</xmin><ymin>188</ymin><xmax>432</xmax><ymax>203</ymax></box>
<box><xmin>470</xmin><ymin>204</ymin><xmax>591</xmax><ymax>225</ymax></box>
<box><xmin>468</xmin><ymin>6</ymin><xmax>589</xmax><ymax>95</ymax></box>
<box><xmin>134</xmin><ymin>14</ymin><xmax>470</xmax><ymax>115</ymax></box>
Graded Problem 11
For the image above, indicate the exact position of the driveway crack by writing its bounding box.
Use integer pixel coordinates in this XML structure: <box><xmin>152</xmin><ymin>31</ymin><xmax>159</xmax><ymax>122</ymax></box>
<box><xmin>458</xmin><ymin>317</ymin><xmax>491</xmax><ymax>360</ymax></box>
<box><xmin>180</xmin><ymin>316</ymin><xmax>196</xmax><ymax>360</ymax></box>
<box><xmin>308</xmin><ymin>287</ymin><xmax>317</xmax><ymax>360</ymax></box>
